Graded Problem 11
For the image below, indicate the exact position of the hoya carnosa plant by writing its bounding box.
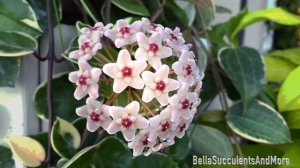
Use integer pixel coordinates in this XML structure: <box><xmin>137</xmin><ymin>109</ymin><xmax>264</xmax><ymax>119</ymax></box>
<box><xmin>68</xmin><ymin>18</ymin><xmax>204</xmax><ymax>156</ymax></box>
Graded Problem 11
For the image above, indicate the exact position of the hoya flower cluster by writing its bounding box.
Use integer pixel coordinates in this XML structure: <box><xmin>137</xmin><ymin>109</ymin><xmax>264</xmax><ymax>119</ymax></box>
<box><xmin>68</xmin><ymin>18</ymin><xmax>204</xmax><ymax>156</ymax></box>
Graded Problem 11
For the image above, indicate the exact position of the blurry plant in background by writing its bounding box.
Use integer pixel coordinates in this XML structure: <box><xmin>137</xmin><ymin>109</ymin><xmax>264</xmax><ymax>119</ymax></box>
<box><xmin>0</xmin><ymin>0</ymin><xmax>300</xmax><ymax>167</ymax></box>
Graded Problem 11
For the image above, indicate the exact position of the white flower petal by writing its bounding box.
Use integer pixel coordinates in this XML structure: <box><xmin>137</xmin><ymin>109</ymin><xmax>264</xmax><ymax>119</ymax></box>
<box><xmin>109</xmin><ymin>106</ymin><xmax>124</xmax><ymax>119</ymax></box>
<box><xmin>188</xmin><ymin>92</ymin><xmax>198</xmax><ymax>103</ymax></box>
<box><xmin>141</xmin><ymin>71</ymin><xmax>155</xmax><ymax>85</ymax></box>
<box><xmin>107</xmin><ymin>121</ymin><xmax>121</xmax><ymax>134</ymax></box>
<box><xmin>169</xmin><ymin>95</ymin><xmax>180</xmax><ymax>106</ymax></box>
<box><xmin>69</xmin><ymin>50</ymin><xmax>80</xmax><ymax>59</ymax></box>
<box><xmin>91</xmin><ymin>43</ymin><xmax>102</xmax><ymax>55</ymax></box>
<box><xmin>87</xmin><ymin>120</ymin><xmax>100</xmax><ymax>132</ymax></box>
<box><xmin>101</xmin><ymin>118</ymin><xmax>113</xmax><ymax>130</ymax></box>
<box><xmin>156</xmin><ymin>92</ymin><xmax>169</xmax><ymax>106</ymax></box>
<box><xmin>125</xmin><ymin>101</ymin><xmax>140</xmax><ymax>114</ymax></box>
<box><xmin>115</xmin><ymin>38</ymin><xmax>130</xmax><ymax>48</ymax></box>
<box><xmin>103</xmin><ymin>63</ymin><xmax>119</xmax><ymax>78</ymax></box>
<box><xmin>172</xmin><ymin>61</ymin><xmax>184</xmax><ymax>74</ymax></box>
<box><xmin>158</xmin><ymin>46</ymin><xmax>172</xmax><ymax>58</ymax></box>
<box><xmin>149</xmin><ymin>32</ymin><xmax>162</xmax><ymax>45</ymax></box>
<box><xmin>117</xmin><ymin>49</ymin><xmax>132</xmax><ymax>65</ymax></box>
<box><xmin>88</xmin><ymin>84</ymin><xmax>99</xmax><ymax>99</ymax></box>
<box><xmin>148</xmin><ymin>57</ymin><xmax>162</xmax><ymax>70</ymax></box>
<box><xmin>171</xmin><ymin>109</ymin><xmax>180</xmax><ymax>122</ymax></box>
<box><xmin>178</xmin><ymin>83</ymin><xmax>189</xmax><ymax>97</ymax></box>
<box><xmin>135</xmin><ymin>48</ymin><xmax>148</xmax><ymax>60</ymax></box>
<box><xmin>113</xmin><ymin>78</ymin><xmax>128</xmax><ymax>93</ymax></box>
<box><xmin>135</xmin><ymin>116</ymin><xmax>149</xmax><ymax>128</ymax></box>
<box><xmin>136</xmin><ymin>32</ymin><xmax>148</xmax><ymax>48</ymax></box>
<box><xmin>156</xmin><ymin>65</ymin><xmax>169</xmax><ymax>79</ymax></box>
<box><xmin>104</xmin><ymin>29</ymin><xmax>118</xmax><ymax>41</ymax></box>
<box><xmin>129</xmin><ymin>76</ymin><xmax>144</xmax><ymax>89</ymax></box>
<box><xmin>76</xmin><ymin>105</ymin><xmax>88</xmax><ymax>117</ymax></box>
<box><xmin>68</xmin><ymin>71</ymin><xmax>79</xmax><ymax>83</ymax></box>
<box><xmin>167</xmin><ymin>79</ymin><xmax>179</xmax><ymax>92</ymax></box>
<box><xmin>122</xmin><ymin>129</ymin><xmax>136</xmax><ymax>141</ymax></box>
<box><xmin>74</xmin><ymin>87</ymin><xmax>87</xmax><ymax>100</ymax></box>
<box><xmin>132</xmin><ymin>60</ymin><xmax>147</xmax><ymax>75</ymax></box>
<box><xmin>90</xmin><ymin>68</ymin><xmax>101</xmax><ymax>82</ymax></box>
<box><xmin>78</xmin><ymin>59</ymin><xmax>91</xmax><ymax>71</ymax></box>
<box><xmin>142</xmin><ymin>87</ymin><xmax>155</xmax><ymax>103</ymax></box>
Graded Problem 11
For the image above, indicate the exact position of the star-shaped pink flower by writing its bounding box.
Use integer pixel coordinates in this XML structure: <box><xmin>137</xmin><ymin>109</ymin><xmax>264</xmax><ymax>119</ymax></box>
<box><xmin>135</xmin><ymin>32</ymin><xmax>172</xmax><ymax>69</ymax></box>
<box><xmin>172</xmin><ymin>51</ymin><xmax>199</xmax><ymax>86</ymax></box>
<box><xmin>128</xmin><ymin>128</ymin><xmax>156</xmax><ymax>156</ymax></box>
<box><xmin>69</xmin><ymin>35</ymin><xmax>102</xmax><ymax>60</ymax></box>
<box><xmin>169</xmin><ymin>83</ymin><xmax>198</xmax><ymax>122</ymax></box>
<box><xmin>103</xmin><ymin>49</ymin><xmax>147</xmax><ymax>93</ymax></box>
<box><xmin>141</xmin><ymin>65</ymin><xmax>179</xmax><ymax>106</ymax></box>
<box><xmin>104</xmin><ymin>19</ymin><xmax>141</xmax><ymax>48</ymax></box>
<box><xmin>107</xmin><ymin>101</ymin><xmax>149</xmax><ymax>141</ymax></box>
<box><xmin>68</xmin><ymin>59</ymin><xmax>101</xmax><ymax>100</ymax></box>
<box><xmin>76</xmin><ymin>98</ymin><xmax>112</xmax><ymax>132</ymax></box>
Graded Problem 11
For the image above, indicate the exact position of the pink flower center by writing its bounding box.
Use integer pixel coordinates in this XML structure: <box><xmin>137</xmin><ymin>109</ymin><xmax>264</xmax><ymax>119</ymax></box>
<box><xmin>80</xmin><ymin>42</ymin><xmax>91</xmax><ymax>52</ymax></box>
<box><xmin>161</xmin><ymin>121</ymin><xmax>170</xmax><ymax>132</ymax></box>
<box><xmin>121</xmin><ymin>117</ymin><xmax>133</xmax><ymax>128</ymax></box>
<box><xmin>121</xmin><ymin>66</ymin><xmax>132</xmax><ymax>77</ymax></box>
<box><xmin>142</xmin><ymin>135</ymin><xmax>149</xmax><ymax>145</ymax></box>
<box><xmin>119</xmin><ymin>27</ymin><xmax>130</xmax><ymax>35</ymax></box>
<box><xmin>148</xmin><ymin>43</ymin><xmax>159</xmax><ymax>53</ymax></box>
<box><xmin>178</xmin><ymin>123</ymin><xmax>186</xmax><ymax>132</ymax></box>
<box><xmin>181</xmin><ymin>99</ymin><xmax>190</xmax><ymax>109</ymax></box>
<box><xmin>150</xmin><ymin>23</ymin><xmax>157</xmax><ymax>30</ymax></box>
<box><xmin>170</xmin><ymin>33</ymin><xmax>178</xmax><ymax>41</ymax></box>
<box><xmin>89</xmin><ymin>112</ymin><xmax>100</xmax><ymax>122</ymax></box>
<box><xmin>155</xmin><ymin>80</ymin><xmax>166</xmax><ymax>92</ymax></box>
<box><xmin>185</xmin><ymin>64</ymin><xmax>192</xmax><ymax>75</ymax></box>
<box><xmin>78</xmin><ymin>75</ymin><xmax>88</xmax><ymax>86</ymax></box>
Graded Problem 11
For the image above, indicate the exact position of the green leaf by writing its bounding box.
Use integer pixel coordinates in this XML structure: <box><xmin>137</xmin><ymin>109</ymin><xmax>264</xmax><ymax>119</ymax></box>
<box><xmin>27</xmin><ymin>0</ymin><xmax>62</xmax><ymax>32</ymax></box>
<box><xmin>6</xmin><ymin>136</ymin><xmax>46</xmax><ymax>167</ymax></box>
<box><xmin>111</xmin><ymin>0</ymin><xmax>150</xmax><ymax>16</ymax></box>
<box><xmin>62</xmin><ymin>137</ymin><xmax>132</xmax><ymax>168</ymax></box>
<box><xmin>279</xmin><ymin>141</ymin><xmax>300</xmax><ymax>168</ymax></box>
<box><xmin>165</xmin><ymin>0</ymin><xmax>189</xmax><ymax>28</ymax></box>
<box><xmin>218</xmin><ymin>47</ymin><xmax>264</xmax><ymax>108</ymax></box>
<box><xmin>278</xmin><ymin>66</ymin><xmax>300</xmax><ymax>112</ymax></box>
<box><xmin>0</xmin><ymin>57</ymin><xmax>20</xmax><ymax>87</ymax></box>
<box><xmin>79</xmin><ymin>0</ymin><xmax>99</xmax><ymax>22</ymax></box>
<box><xmin>192</xmin><ymin>0</ymin><xmax>215</xmax><ymax>28</ymax></box>
<box><xmin>175</xmin><ymin>0</ymin><xmax>196</xmax><ymax>27</ymax></box>
<box><xmin>194</xmin><ymin>38</ymin><xmax>207</xmax><ymax>71</ymax></box>
<box><xmin>268</xmin><ymin>47</ymin><xmax>300</xmax><ymax>65</ymax></box>
<box><xmin>227</xmin><ymin>100</ymin><xmax>291</xmax><ymax>144</ymax></box>
<box><xmin>0</xmin><ymin>145</ymin><xmax>14</xmax><ymax>168</ymax></box>
<box><xmin>57</xmin><ymin>158</ymin><xmax>68</xmax><ymax>168</ymax></box>
<box><xmin>264</xmin><ymin>55</ymin><xmax>297</xmax><ymax>82</ymax></box>
<box><xmin>0</xmin><ymin>31</ymin><xmax>37</xmax><ymax>57</ymax></box>
<box><xmin>231</xmin><ymin>8</ymin><xmax>300</xmax><ymax>40</ymax></box>
<box><xmin>168</xmin><ymin>134</ymin><xmax>191</xmax><ymax>161</ymax></box>
<box><xmin>216</xmin><ymin>5</ymin><xmax>231</xmax><ymax>14</ymax></box>
<box><xmin>33</xmin><ymin>73</ymin><xmax>85</xmax><ymax>121</ymax></box>
<box><xmin>131</xmin><ymin>153</ymin><xmax>178</xmax><ymax>168</ymax></box>
<box><xmin>188</xmin><ymin>124</ymin><xmax>234</xmax><ymax>157</ymax></box>
<box><xmin>283</xmin><ymin>110</ymin><xmax>300</xmax><ymax>129</ymax></box>
<box><xmin>0</xmin><ymin>0</ymin><xmax>42</xmax><ymax>37</ymax></box>
<box><xmin>199</xmin><ymin>110</ymin><xmax>225</xmax><ymax>123</ymax></box>
<box><xmin>51</xmin><ymin>117</ymin><xmax>81</xmax><ymax>159</ymax></box>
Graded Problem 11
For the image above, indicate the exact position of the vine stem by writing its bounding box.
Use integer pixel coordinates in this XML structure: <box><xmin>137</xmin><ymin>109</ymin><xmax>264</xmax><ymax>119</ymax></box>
<box><xmin>46</xmin><ymin>0</ymin><xmax>55</xmax><ymax>166</ymax></box>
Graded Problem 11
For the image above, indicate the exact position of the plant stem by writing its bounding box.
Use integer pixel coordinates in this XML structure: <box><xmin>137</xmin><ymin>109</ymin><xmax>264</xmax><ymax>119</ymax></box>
<box><xmin>151</xmin><ymin>0</ymin><xmax>167</xmax><ymax>22</ymax></box>
<box><xmin>46</xmin><ymin>0</ymin><xmax>55</xmax><ymax>166</ymax></box>
<box><xmin>132</xmin><ymin>91</ymin><xmax>155</xmax><ymax>116</ymax></box>
<box><xmin>106</xmin><ymin>93</ymin><xmax>120</xmax><ymax>105</ymax></box>
<box><xmin>96</xmin><ymin>53</ymin><xmax>110</xmax><ymax>64</ymax></box>
<box><xmin>102</xmin><ymin>42</ymin><xmax>115</xmax><ymax>62</ymax></box>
